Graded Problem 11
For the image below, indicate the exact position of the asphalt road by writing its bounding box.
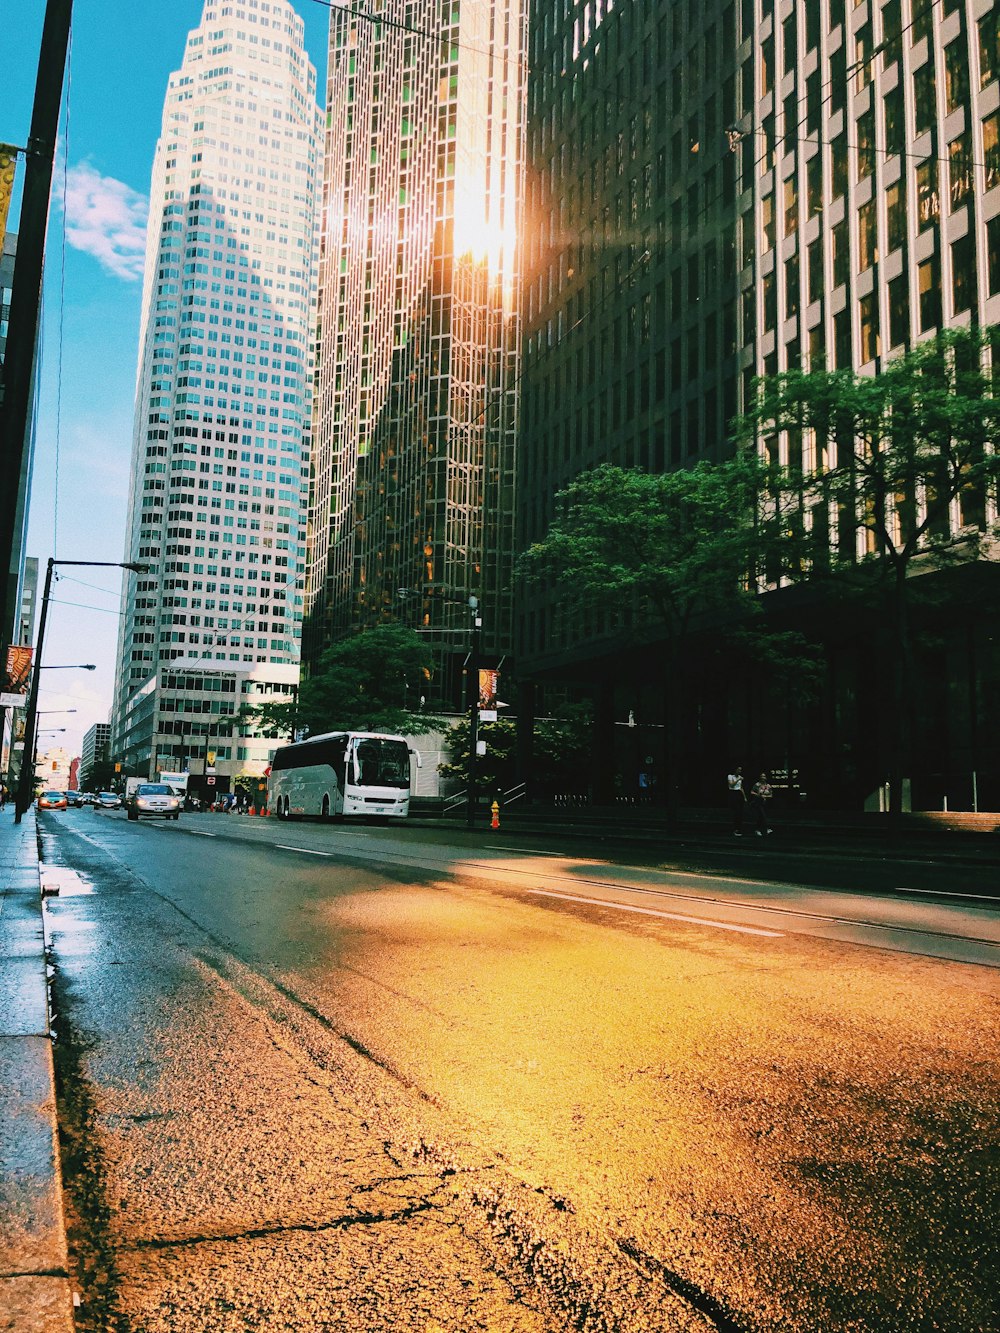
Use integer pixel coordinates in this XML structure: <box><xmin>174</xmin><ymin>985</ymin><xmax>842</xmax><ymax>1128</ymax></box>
<box><xmin>39</xmin><ymin>808</ymin><xmax>1000</xmax><ymax>1332</ymax></box>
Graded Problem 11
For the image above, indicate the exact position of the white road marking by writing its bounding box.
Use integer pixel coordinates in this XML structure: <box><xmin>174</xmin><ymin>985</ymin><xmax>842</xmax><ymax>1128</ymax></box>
<box><xmin>528</xmin><ymin>888</ymin><xmax>784</xmax><ymax>937</ymax></box>
<box><xmin>274</xmin><ymin>844</ymin><xmax>333</xmax><ymax>857</ymax></box>
<box><xmin>894</xmin><ymin>885</ymin><xmax>1000</xmax><ymax>903</ymax></box>
<box><xmin>494</xmin><ymin>845</ymin><xmax>564</xmax><ymax>856</ymax></box>
<box><xmin>189</xmin><ymin>830</ymin><xmax>217</xmax><ymax>837</ymax></box>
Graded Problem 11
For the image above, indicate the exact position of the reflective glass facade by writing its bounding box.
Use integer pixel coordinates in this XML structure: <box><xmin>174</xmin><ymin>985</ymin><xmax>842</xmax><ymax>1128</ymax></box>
<box><xmin>307</xmin><ymin>0</ymin><xmax>526</xmax><ymax>677</ymax></box>
<box><xmin>112</xmin><ymin>0</ymin><xmax>321</xmax><ymax>772</ymax></box>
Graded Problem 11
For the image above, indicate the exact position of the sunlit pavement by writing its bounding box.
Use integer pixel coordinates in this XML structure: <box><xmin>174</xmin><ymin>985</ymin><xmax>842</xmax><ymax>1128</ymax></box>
<box><xmin>34</xmin><ymin>807</ymin><xmax>1000</xmax><ymax>1332</ymax></box>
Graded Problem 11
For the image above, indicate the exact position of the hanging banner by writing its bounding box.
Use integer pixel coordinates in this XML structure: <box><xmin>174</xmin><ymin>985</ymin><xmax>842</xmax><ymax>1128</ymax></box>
<box><xmin>1</xmin><ymin>644</ymin><xmax>32</xmax><ymax>707</ymax></box>
<box><xmin>0</xmin><ymin>145</ymin><xmax>18</xmax><ymax>255</ymax></box>
<box><xmin>477</xmin><ymin>668</ymin><xmax>499</xmax><ymax>722</ymax></box>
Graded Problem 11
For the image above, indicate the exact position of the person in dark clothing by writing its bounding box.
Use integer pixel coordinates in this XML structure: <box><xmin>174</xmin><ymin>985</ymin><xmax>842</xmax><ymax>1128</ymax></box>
<box><xmin>750</xmin><ymin>772</ymin><xmax>774</xmax><ymax>835</ymax></box>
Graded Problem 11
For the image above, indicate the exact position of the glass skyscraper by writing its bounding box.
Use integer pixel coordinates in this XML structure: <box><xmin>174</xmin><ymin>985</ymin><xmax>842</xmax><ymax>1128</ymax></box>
<box><xmin>306</xmin><ymin>0</ymin><xmax>526</xmax><ymax>695</ymax></box>
<box><xmin>111</xmin><ymin>0</ymin><xmax>320</xmax><ymax>783</ymax></box>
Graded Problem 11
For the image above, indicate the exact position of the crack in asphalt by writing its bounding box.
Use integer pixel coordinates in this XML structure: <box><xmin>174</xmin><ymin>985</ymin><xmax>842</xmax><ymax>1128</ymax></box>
<box><xmin>125</xmin><ymin>1194</ymin><xmax>443</xmax><ymax>1253</ymax></box>
<box><xmin>616</xmin><ymin>1236</ymin><xmax>749</xmax><ymax>1333</ymax></box>
<box><xmin>45</xmin><ymin>814</ymin><xmax>729</xmax><ymax>1333</ymax></box>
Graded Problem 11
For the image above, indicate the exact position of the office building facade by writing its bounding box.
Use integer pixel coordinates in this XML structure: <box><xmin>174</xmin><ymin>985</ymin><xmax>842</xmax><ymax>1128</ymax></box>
<box><xmin>517</xmin><ymin>0</ymin><xmax>999</xmax><ymax>807</ymax></box>
<box><xmin>306</xmin><ymin>0</ymin><xmax>526</xmax><ymax>696</ymax></box>
<box><xmin>111</xmin><ymin>0</ymin><xmax>321</xmax><ymax>776</ymax></box>
<box><xmin>79</xmin><ymin>721</ymin><xmax>111</xmax><ymax>786</ymax></box>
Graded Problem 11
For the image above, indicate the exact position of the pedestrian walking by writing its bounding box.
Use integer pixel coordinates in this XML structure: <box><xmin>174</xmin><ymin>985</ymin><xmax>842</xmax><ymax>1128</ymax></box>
<box><xmin>727</xmin><ymin>766</ymin><xmax>746</xmax><ymax>835</ymax></box>
<box><xmin>0</xmin><ymin>783</ymin><xmax>8</xmax><ymax>811</ymax></box>
<box><xmin>749</xmin><ymin>772</ymin><xmax>774</xmax><ymax>836</ymax></box>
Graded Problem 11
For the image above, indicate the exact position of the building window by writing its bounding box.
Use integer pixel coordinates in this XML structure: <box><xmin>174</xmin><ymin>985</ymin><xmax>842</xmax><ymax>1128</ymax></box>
<box><xmin>988</xmin><ymin>218</ymin><xmax>1000</xmax><ymax>296</ymax></box>
<box><xmin>944</xmin><ymin>40</ymin><xmax>968</xmax><ymax>115</ymax></box>
<box><xmin>884</xmin><ymin>84</ymin><xmax>904</xmax><ymax>155</ymax></box>
<box><xmin>762</xmin><ymin>194</ymin><xmax>775</xmax><ymax>250</ymax></box>
<box><xmin>918</xmin><ymin>255</ymin><xmax>941</xmax><ymax>331</ymax></box>
<box><xmin>984</xmin><ymin>112</ymin><xmax>1000</xmax><ymax>192</ymax></box>
<box><xmin>951</xmin><ymin>234</ymin><xmax>976</xmax><ymax>315</ymax></box>
<box><xmin>856</xmin><ymin>108</ymin><xmax>876</xmax><ymax>180</ymax></box>
<box><xmin>785</xmin><ymin>253</ymin><xmax>800</xmax><ymax>318</ymax></box>
<box><xmin>916</xmin><ymin>159</ymin><xmax>940</xmax><ymax>230</ymax></box>
<box><xmin>807</xmin><ymin>153</ymin><xmax>822</xmax><ymax>217</ymax></box>
<box><xmin>886</xmin><ymin>181</ymin><xmax>906</xmax><ymax>252</ymax></box>
<box><xmin>888</xmin><ymin>274</ymin><xmax>909</xmax><ymax>348</ymax></box>
<box><xmin>808</xmin><ymin>236</ymin><xmax>824</xmax><ymax>304</ymax></box>
<box><xmin>834</xmin><ymin>308</ymin><xmax>851</xmax><ymax>369</ymax></box>
<box><xmin>784</xmin><ymin>175</ymin><xmax>798</xmax><ymax>235</ymax></box>
<box><xmin>949</xmin><ymin>133</ymin><xmax>972</xmax><ymax>210</ymax></box>
<box><xmin>913</xmin><ymin>61</ymin><xmax>936</xmax><ymax>136</ymax></box>
<box><xmin>763</xmin><ymin>272</ymin><xmax>777</xmax><ymax>331</ymax></box>
<box><xmin>831</xmin><ymin>135</ymin><xmax>848</xmax><ymax>201</ymax></box>
<box><xmin>832</xmin><ymin>220</ymin><xmax>849</xmax><ymax>287</ymax></box>
<box><xmin>858</xmin><ymin>199</ymin><xmax>877</xmax><ymax>270</ymax></box>
<box><xmin>980</xmin><ymin>11</ymin><xmax>999</xmax><ymax>89</ymax></box>
<box><xmin>859</xmin><ymin>293</ymin><xmax>879</xmax><ymax>364</ymax></box>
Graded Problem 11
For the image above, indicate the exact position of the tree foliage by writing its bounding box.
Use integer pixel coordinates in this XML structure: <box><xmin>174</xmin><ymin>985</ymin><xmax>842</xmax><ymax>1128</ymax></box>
<box><xmin>737</xmin><ymin>324</ymin><xmax>1000</xmax><ymax>812</ymax></box>
<box><xmin>738</xmin><ymin>325</ymin><xmax>1000</xmax><ymax>583</ymax></box>
<box><xmin>240</xmin><ymin>625</ymin><xmax>439</xmax><ymax>739</ymax></box>
<box><xmin>517</xmin><ymin>454</ymin><xmax>789</xmax><ymax>646</ymax></box>
<box><xmin>439</xmin><ymin>705</ymin><xmax>594</xmax><ymax>795</ymax></box>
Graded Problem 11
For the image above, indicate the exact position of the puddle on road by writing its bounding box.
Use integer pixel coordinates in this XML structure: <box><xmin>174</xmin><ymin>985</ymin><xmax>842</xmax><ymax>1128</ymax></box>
<box><xmin>41</xmin><ymin>865</ymin><xmax>95</xmax><ymax>897</ymax></box>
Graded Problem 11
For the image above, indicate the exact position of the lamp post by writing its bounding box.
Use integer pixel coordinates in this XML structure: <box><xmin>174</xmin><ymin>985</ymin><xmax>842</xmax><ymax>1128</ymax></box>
<box><xmin>397</xmin><ymin>588</ymin><xmax>482</xmax><ymax>826</ymax></box>
<box><xmin>15</xmin><ymin>557</ymin><xmax>147</xmax><ymax>821</ymax></box>
<box><xmin>465</xmin><ymin>597</ymin><xmax>482</xmax><ymax>829</ymax></box>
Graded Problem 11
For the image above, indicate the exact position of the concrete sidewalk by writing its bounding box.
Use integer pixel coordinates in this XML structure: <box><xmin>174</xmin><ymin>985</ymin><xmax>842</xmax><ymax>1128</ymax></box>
<box><xmin>0</xmin><ymin>807</ymin><xmax>74</xmax><ymax>1332</ymax></box>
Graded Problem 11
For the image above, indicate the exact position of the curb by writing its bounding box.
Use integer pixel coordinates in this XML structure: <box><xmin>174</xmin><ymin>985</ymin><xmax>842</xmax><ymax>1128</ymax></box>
<box><xmin>0</xmin><ymin>810</ymin><xmax>75</xmax><ymax>1332</ymax></box>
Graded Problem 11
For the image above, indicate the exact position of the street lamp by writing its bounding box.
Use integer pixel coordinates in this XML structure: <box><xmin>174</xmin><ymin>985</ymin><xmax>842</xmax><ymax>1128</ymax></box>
<box><xmin>15</xmin><ymin>557</ymin><xmax>147</xmax><ymax>821</ymax></box>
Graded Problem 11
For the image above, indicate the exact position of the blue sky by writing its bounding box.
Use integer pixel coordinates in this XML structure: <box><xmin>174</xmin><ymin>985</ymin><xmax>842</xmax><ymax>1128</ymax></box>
<box><xmin>5</xmin><ymin>0</ymin><xmax>328</xmax><ymax>760</ymax></box>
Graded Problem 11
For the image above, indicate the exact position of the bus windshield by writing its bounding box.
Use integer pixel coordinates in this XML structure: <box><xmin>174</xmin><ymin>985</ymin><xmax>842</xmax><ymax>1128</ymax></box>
<box><xmin>352</xmin><ymin>737</ymin><xmax>410</xmax><ymax>789</ymax></box>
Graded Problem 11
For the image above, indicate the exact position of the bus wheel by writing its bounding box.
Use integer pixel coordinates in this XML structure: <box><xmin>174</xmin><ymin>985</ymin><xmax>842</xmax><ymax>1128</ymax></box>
<box><xmin>321</xmin><ymin>795</ymin><xmax>330</xmax><ymax>822</ymax></box>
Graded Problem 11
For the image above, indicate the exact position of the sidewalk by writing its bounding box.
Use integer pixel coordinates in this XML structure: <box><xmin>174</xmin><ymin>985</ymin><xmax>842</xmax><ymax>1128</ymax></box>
<box><xmin>411</xmin><ymin>799</ymin><xmax>1000</xmax><ymax>864</ymax></box>
<box><xmin>0</xmin><ymin>807</ymin><xmax>74</xmax><ymax>1332</ymax></box>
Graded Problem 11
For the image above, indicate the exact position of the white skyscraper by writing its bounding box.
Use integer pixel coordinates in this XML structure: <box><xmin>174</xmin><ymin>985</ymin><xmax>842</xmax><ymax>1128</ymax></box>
<box><xmin>111</xmin><ymin>0</ymin><xmax>321</xmax><ymax>790</ymax></box>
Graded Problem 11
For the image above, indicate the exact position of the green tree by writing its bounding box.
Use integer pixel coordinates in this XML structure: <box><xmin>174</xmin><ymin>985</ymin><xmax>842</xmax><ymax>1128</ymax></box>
<box><xmin>738</xmin><ymin>325</ymin><xmax>1000</xmax><ymax>814</ymax></box>
<box><xmin>240</xmin><ymin>625</ymin><xmax>438</xmax><ymax>739</ymax></box>
<box><xmin>438</xmin><ymin>705</ymin><xmax>594</xmax><ymax>796</ymax></box>
<box><xmin>516</xmin><ymin>457</ymin><xmax>808</xmax><ymax>808</ymax></box>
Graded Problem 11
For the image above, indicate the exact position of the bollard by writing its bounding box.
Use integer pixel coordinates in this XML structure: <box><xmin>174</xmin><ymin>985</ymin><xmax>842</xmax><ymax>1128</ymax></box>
<box><xmin>490</xmin><ymin>799</ymin><xmax>500</xmax><ymax>831</ymax></box>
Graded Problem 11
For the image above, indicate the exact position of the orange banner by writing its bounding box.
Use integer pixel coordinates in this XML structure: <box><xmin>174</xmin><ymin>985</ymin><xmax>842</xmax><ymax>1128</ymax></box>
<box><xmin>0</xmin><ymin>145</ymin><xmax>18</xmax><ymax>256</ymax></box>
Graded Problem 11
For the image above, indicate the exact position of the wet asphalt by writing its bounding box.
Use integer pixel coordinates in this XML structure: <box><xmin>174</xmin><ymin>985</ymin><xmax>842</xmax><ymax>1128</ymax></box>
<box><xmin>38</xmin><ymin>808</ymin><xmax>1000</xmax><ymax>1332</ymax></box>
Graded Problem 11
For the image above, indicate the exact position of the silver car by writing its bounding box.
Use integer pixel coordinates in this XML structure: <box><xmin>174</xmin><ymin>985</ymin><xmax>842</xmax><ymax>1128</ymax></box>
<box><xmin>127</xmin><ymin>783</ymin><xmax>181</xmax><ymax>821</ymax></box>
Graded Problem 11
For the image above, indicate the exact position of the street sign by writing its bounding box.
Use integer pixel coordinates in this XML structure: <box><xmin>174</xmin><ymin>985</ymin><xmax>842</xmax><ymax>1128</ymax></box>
<box><xmin>206</xmin><ymin>776</ymin><xmax>216</xmax><ymax>786</ymax></box>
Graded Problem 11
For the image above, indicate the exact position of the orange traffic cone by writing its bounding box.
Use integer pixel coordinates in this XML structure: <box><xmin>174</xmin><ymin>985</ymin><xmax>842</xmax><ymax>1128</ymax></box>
<box><xmin>248</xmin><ymin>804</ymin><xmax>256</xmax><ymax>817</ymax></box>
<box><xmin>259</xmin><ymin>804</ymin><xmax>268</xmax><ymax>816</ymax></box>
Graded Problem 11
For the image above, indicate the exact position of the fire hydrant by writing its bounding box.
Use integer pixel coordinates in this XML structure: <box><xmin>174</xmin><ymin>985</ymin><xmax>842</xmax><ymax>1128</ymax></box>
<box><xmin>490</xmin><ymin>800</ymin><xmax>500</xmax><ymax>831</ymax></box>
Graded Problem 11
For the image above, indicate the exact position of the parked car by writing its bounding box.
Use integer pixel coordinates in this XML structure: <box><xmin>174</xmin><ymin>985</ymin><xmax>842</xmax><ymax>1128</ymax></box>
<box><xmin>126</xmin><ymin>783</ymin><xmax>181</xmax><ymax>822</ymax></box>
<box><xmin>37</xmin><ymin>790</ymin><xmax>68</xmax><ymax>811</ymax></box>
<box><xmin>65</xmin><ymin>790</ymin><xmax>85</xmax><ymax>807</ymax></box>
<box><xmin>80</xmin><ymin>792</ymin><xmax>98</xmax><ymax>805</ymax></box>
<box><xmin>96</xmin><ymin>791</ymin><xmax>122</xmax><ymax>809</ymax></box>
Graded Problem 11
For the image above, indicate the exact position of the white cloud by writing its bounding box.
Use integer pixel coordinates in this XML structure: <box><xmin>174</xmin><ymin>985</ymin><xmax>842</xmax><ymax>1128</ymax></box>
<box><xmin>63</xmin><ymin>162</ymin><xmax>148</xmax><ymax>281</ymax></box>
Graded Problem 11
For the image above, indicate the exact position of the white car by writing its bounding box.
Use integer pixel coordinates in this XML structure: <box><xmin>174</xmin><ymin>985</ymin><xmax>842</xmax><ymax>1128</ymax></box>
<box><xmin>127</xmin><ymin>783</ymin><xmax>181</xmax><ymax>821</ymax></box>
<box><xmin>96</xmin><ymin>791</ymin><xmax>122</xmax><ymax>809</ymax></box>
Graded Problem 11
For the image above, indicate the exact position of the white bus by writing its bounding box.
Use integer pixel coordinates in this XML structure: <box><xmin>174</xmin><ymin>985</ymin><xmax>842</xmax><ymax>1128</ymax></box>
<box><xmin>267</xmin><ymin>731</ymin><xmax>418</xmax><ymax>821</ymax></box>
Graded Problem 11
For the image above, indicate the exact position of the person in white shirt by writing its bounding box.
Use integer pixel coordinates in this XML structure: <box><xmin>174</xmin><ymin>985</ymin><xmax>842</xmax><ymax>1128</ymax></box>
<box><xmin>727</xmin><ymin>766</ymin><xmax>746</xmax><ymax>835</ymax></box>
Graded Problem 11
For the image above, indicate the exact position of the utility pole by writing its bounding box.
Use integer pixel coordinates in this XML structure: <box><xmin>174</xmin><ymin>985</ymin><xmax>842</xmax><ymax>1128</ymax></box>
<box><xmin>0</xmin><ymin>0</ymin><xmax>73</xmax><ymax>645</ymax></box>
<box><xmin>466</xmin><ymin>597</ymin><xmax>481</xmax><ymax>829</ymax></box>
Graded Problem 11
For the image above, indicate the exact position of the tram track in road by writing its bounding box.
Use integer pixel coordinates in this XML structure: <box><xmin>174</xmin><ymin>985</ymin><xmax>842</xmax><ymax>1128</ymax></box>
<box><xmin>88</xmin><ymin>811</ymin><xmax>1000</xmax><ymax>966</ymax></box>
